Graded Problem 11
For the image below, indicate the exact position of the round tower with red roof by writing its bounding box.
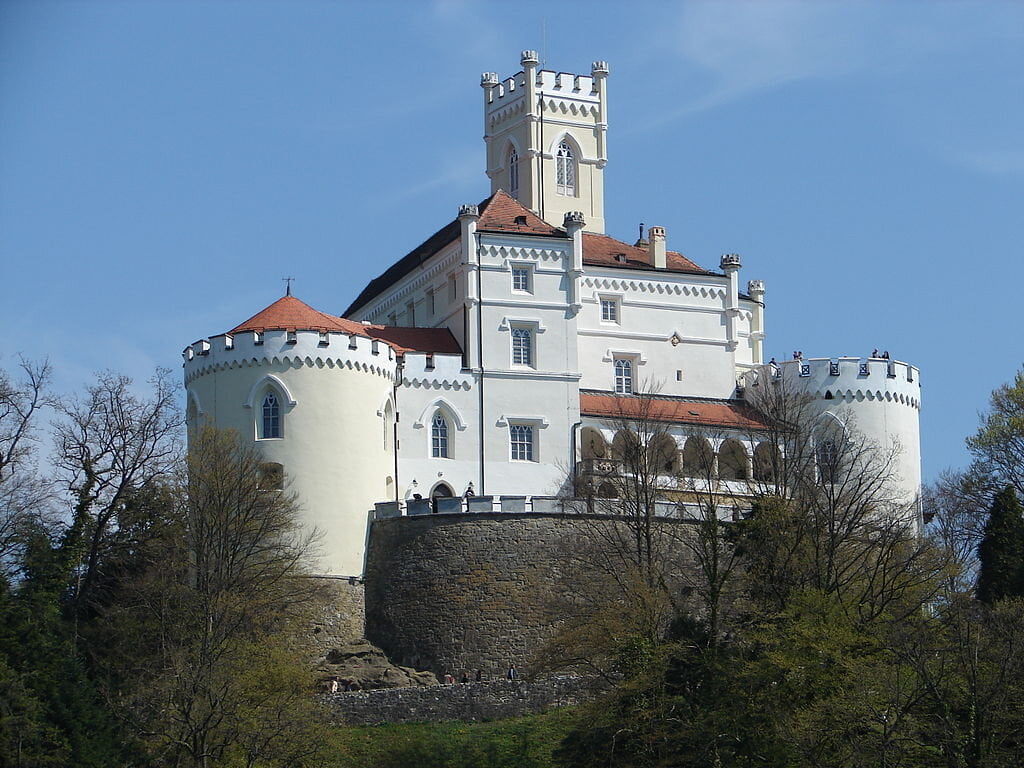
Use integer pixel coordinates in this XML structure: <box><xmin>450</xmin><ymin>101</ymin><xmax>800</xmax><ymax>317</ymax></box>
<box><xmin>183</xmin><ymin>294</ymin><xmax>401</xmax><ymax>576</ymax></box>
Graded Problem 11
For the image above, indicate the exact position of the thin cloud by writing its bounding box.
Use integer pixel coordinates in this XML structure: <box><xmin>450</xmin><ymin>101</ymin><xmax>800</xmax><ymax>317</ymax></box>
<box><xmin>959</xmin><ymin>149</ymin><xmax>1024</xmax><ymax>176</ymax></box>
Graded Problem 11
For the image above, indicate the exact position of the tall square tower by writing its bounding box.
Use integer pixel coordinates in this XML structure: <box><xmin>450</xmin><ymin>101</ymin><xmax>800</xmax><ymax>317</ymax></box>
<box><xmin>482</xmin><ymin>51</ymin><xmax>609</xmax><ymax>234</ymax></box>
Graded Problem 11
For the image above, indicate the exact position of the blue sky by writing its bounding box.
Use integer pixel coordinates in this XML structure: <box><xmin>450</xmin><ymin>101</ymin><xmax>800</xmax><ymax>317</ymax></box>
<box><xmin>1</xmin><ymin>0</ymin><xmax>1022</xmax><ymax>481</ymax></box>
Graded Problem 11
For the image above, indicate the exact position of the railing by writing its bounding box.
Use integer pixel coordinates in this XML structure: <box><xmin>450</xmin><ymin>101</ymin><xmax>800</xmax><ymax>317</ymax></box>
<box><xmin>371</xmin><ymin>496</ymin><xmax>735</xmax><ymax>522</ymax></box>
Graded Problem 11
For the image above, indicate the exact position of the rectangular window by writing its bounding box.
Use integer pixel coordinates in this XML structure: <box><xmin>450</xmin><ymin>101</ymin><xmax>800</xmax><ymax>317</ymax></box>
<box><xmin>510</xmin><ymin>423</ymin><xmax>535</xmax><ymax>461</ymax></box>
<box><xmin>428</xmin><ymin>289</ymin><xmax>435</xmax><ymax>317</ymax></box>
<box><xmin>449</xmin><ymin>274</ymin><xmax>458</xmax><ymax>303</ymax></box>
<box><xmin>600</xmin><ymin>298</ymin><xmax>619</xmax><ymax>323</ymax></box>
<box><xmin>511</xmin><ymin>265</ymin><xmax>531</xmax><ymax>292</ymax></box>
<box><xmin>406</xmin><ymin>301</ymin><xmax>416</xmax><ymax>327</ymax></box>
<box><xmin>511</xmin><ymin>327</ymin><xmax>533</xmax><ymax>366</ymax></box>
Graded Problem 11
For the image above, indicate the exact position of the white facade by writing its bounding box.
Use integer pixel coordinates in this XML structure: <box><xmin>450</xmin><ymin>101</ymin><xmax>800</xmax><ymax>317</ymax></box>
<box><xmin>183</xmin><ymin>53</ymin><xmax>923</xmax><ymax>577</ymax></box>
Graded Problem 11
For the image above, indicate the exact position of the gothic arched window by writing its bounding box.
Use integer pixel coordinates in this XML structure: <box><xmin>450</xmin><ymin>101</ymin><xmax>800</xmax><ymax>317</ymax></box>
<box><xmin>556</xmin><ymin>141</ymin><xmax>576</xmax><ymax>197</ymax></box>
<box><xmin>508</xmin><ymin>147</ymin><xmax>519</xmax><ymax>199</ymax></box>
<box><xmin>261</xmin><ymin>391</ymin><xmax>281</xmax><ymax>439</ymax></box>
<box><xmin>614</xmin><ymin>358</ymin><xmax>633</xmax><ymax>394</ymax></box>
<box><xmin>511</xmin><ymin>326</ymin><xmax>533</xmax><ymax>366</ymax></box>
<box><xmin>817</xmin><ymin>439</ymin><xmax>839</xmax><ymax>484</ymax></box>
<box><xmin>431</xmin><ymin>412</ymin><xmax>450</xmax><ymax>458</ymax></box>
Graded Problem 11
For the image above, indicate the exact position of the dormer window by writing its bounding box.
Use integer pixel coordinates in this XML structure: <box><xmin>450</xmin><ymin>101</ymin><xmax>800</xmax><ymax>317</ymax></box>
<box><xmin>508</xmin><ymin>147</ymin><xmax>519</xmax><ymax>199</ymax></box>
<box><xmin>556</xmin><ymin>141</ymin><xmax>576</xmax><ymax>197</ymax></box>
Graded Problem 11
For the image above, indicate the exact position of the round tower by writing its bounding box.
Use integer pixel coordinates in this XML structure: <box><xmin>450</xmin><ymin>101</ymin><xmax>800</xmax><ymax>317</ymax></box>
<box><xmin>183</xmin><ymin>296</ymin><xmax>398</xmax><ymax>576</ymax></box>
<box><xmin>749</xmin><ymin>355</ymin><xmax>922</xmax><ymax>527</ymax></box>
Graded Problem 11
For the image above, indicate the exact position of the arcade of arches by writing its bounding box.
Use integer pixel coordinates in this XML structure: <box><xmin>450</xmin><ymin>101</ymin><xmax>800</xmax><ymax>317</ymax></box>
<box><xmin>580</xmin><ymin>426</ymin><xmax>780</xmax><ymax>482</ymax></box>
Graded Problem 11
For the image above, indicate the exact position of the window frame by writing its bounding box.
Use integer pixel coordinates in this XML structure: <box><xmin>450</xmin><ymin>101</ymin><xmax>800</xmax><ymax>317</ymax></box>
<box><xmin>555</xmin><ymin>141</ymin><xmax>576</xmax><ymax>197</ymax></box>
<box><xmin>431</xmin><ymin>412</ymin><xmax>450</xmax><ymax>458</ymax></box>
<box><xmin>510</xmin><ymin>325</ymin><xmax>534</xmax><ymax>367</ymax></box>
<box><xmin>614</xmin><ymin>357</ymin><xmax>634</xmax><ymax>394</ymax></box>
<box><xmin>260</xmin><ymin>390</ymin><xmax>282</xmax><ymax>439</ymax></box>
<box><xmin>511</xmin><ymin>263</ymin><xmax>532</xmax><ymax>293</ymax></box>
<box><xmin>600</xmin><ymin>297</ymin><xmax>620</xmax><ymax>324</ymax></box>
<box><xmin>508</xmin><ymin>146</ymin><xmax>519</xmax><ymax>199</ymax></box>
<box><xmin>509</xmin><ymin>422</ymin><xmax>536</xmax><ymax>462</ymax></box>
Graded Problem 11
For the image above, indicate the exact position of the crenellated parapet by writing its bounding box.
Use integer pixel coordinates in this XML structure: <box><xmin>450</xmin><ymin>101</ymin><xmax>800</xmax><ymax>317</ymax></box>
<box><xmin>183</xmin><ymin>329</ymin><xmax>398</xmax><ymax>385</ymax></box>
<box><xmin>400</xmin><ymin>352</ymin><xmax>473</xmax><ymax>390</ymax></box>
<box><xmin>759</xmin><ymin>356</ymin><xmax>921</xmax><ymax>410</ymax></box>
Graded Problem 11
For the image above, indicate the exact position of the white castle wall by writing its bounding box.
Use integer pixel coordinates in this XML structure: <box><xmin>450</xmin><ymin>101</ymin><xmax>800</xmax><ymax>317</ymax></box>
<box><xmin>472</xmin><ymin>230</ymin><xmax>580</xmax><ymax>496</ymax></box>
<box><xmin>184</xmin><ymin>329</ymin><xmax>398</xmax><ymax>577</ymax></box>
<box><xmin>770</xmin><ymin>356</ymin><xmax>922</xmax><ymax>518</ymax></box>
<box><xmin>577</xmin><ymin>269</ymin><xmax>757</xmax><ymax>399</ymax></box>
<box><xmin>396</xmin><ymin>352</ymin><xmax>479</xmax><ymax>499</ymax></box>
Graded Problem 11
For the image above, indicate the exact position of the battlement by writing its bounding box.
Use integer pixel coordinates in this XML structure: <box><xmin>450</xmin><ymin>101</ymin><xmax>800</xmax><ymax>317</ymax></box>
<box><xmin>400</xmin><ymin>351</ymin><xmax>472</xmax><ymax>390</ymax></box>
<box><xmin>182</xmin><ymin>329</ymin><xmax>398</xmax><ymax>383</ymax></box>
<box><xmin>482</xmin><ymin>71</ymin><xmax>528</xmax><ymax>105</ymax></box>
<box><xmin>483</xmin><ymin>67</ymin><xmax>604</xmax><ymax>119</ymax></box>
<box><xmin>747</xmin><ymin>356</ymin><xmax>922</xmax><ymax>410</ymax></box>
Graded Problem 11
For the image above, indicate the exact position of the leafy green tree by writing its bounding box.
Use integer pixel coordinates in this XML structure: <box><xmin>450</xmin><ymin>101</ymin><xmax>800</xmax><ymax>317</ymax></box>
<box><xmin>976</xmin><ymin>486</ymin><xmax>1024</xmax><ymax>604</ymax></box>
<box><xmin>967</xmin><ymin>369</ymin><xmax>1024</xmax><ymax>497</ymax></box>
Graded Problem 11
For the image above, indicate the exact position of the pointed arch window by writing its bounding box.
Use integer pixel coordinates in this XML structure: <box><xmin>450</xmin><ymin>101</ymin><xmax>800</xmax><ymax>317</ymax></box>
<box><xmin>614</xmin><ymin>358</ymin><xmax>633</xmax><ymax>394</ymax></box>
<box><xmin>555</xmin><ymin>141</ymin><xmax>576</xmax><ymax>197</ymax></box>
<box><xmin>511</xmin><ymin>326</ymin><xmax>533</xmax><ymax>366</ymax></box>
<box><xmin>431</xmin><ymin>412</ymin><xmax>450</xmax><ymax>458</ymax></box>
<box><xmin>508</xmin><ymin>147</ymin><xmax>519</xmax><ymax>199</ymax></box>
<box><xmin>817</xmin><ymin>439</ymin><xmax>839</xmax><ymax>484</ymax></box>
<box><xmin>261</xmin><ymin>391</ymin><xmax>281</xmax><ymax>439</ymax></box>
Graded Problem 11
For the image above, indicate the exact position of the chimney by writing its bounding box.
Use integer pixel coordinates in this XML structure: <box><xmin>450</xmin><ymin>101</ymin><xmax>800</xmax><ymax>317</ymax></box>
<box><xmin>648</xmin><ymin>226</ymin><xmax>666</xmax><ymax>269</ymax></box>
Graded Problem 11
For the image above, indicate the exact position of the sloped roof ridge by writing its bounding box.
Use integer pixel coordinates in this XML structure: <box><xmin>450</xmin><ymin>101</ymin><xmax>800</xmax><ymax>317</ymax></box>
<box><xmin>229</xmin><ymin>295</ymin><xmax>365</xmax><ymax>335</ymax></box>
<box><xmin>579</xmin><ymin>389</ymin><xmax>750</xmax><ymax>406</ymax></box>
<box><xmin>476</xmin><ymin>189</ymin><xmax>565</xmax><ymax>237</ymax></box>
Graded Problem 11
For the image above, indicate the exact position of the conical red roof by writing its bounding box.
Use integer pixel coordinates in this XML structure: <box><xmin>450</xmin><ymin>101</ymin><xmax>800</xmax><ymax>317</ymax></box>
<box><xmin>226</xmin><ymin>294</ymin><xmax>463</xmax><ymax>356</ymax></box>
<box><xmin>229</xmin><ymin>295</ymin><xmax>367</xmax><ymax>335</ymax></box>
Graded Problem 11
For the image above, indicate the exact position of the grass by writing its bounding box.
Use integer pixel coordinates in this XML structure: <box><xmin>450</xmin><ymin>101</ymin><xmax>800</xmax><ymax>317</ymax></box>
<box><xmin>320</xmin><ymin>707</ymin><xmax>579</xmax><ymax>768</ymax></box>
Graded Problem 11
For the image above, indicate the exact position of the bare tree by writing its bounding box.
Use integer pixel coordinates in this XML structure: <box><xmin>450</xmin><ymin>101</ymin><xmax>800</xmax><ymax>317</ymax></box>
<box><xmin>741</xmin><ymin>366</ymin><xmax>944</xmax><ymax>623</ymax></box>
<box><xmin>0</xmin><ymin>358</ymin><xmax>53</xmax><ymax>578</ymax></box>
<box><xmin>53</xmin><ymin>368</ymin><xmax>181</xmax><ymax>611</ymax></box>
<box><xmin>102</xmin><ymin>427</ymin><xmax>323</xmax><ymax>768</ymax></box>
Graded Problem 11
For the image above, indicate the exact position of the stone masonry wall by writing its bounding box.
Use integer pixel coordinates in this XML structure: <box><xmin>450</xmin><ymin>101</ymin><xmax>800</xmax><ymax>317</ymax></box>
<box><xmin>308</xmin><ymin>577</ymin><xmax>365</xmax><ymax>653</ymax></box>
<box><xmin>364</xmin><ymin>512</ymin><xmax>694</xmax><ymax>680</ymax></box>
<box><xmin>324</xmin><ymin>677</ymin><xmax>600</xmax><ymax>726</ymax></box>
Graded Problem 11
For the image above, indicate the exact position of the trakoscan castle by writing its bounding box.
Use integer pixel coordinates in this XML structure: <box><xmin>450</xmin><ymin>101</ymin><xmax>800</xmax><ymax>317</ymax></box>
<box><xmin>183</xmin><ymin>53</ymin><xmax>922</xmax><ymax>580</ymax></box>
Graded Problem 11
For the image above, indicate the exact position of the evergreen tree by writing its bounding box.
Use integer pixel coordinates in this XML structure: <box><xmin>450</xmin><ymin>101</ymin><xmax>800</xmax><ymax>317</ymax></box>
<box><xmin>976</xmin><ymin>485</ymin><xmax>1024</xmax><ymax>604</ymax></box>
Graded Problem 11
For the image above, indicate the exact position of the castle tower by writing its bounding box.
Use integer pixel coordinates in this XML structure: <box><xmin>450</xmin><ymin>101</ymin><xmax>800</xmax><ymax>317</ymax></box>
<box><xmin>751</xmin><ymin>356</ymin><xmax>923</xmax><ymax>530</ymax></box>
<box><xmin>183</xmin><ymin>295</ymin><xmax>399</xmax><ymax>577</ymax></box>
<box><xmin>481</xmin><ymin>51</ymin><xmax>608</xmax><ymax>234</ymax></box>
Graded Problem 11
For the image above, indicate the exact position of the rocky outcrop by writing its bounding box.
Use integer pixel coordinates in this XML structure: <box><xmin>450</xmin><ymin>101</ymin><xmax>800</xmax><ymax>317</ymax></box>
<box><xmin>316</xmin><ymin>639</ymin><xmax>437</xmax><ymax>690</ymax></box>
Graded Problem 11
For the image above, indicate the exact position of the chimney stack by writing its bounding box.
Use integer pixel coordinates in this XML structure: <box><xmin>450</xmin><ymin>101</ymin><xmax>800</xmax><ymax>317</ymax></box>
<box><xmin>648</xmin><ymin>226</ymin><xmax>666</xmax><ymax>269</ymax></box>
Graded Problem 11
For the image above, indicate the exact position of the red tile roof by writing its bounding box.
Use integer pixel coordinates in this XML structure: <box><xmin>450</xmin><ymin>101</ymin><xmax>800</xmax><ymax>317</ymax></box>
<box><xmin>580</xmin><ymin>391</ymin><xmax>772</xmax><ymax>431</ymax></box>
<box><xmin>582</xmin><ymin>233</ymin><xmax>710</xmax><ymax>275</ymax></box>
<box><xmin>477</xmin><ymin>190</ymin><xmax>565</xmax><ymax>236</ymax></box>
<box><xmin>230</xmin><ymin>295</ymin><xmax>367</xmax><ymax>335</ymax></box>
<box><xmin>226</xmin><ymin>295</ymin><xmax>463</xmax><ymax>356</ymax></box>
<box><xmin>364</xmin><ymin>325</ymin><xmax>462</xmax><ymax>355</ymax></box>
<box><xmin>344</xmin><ymin>193</ymin><xmax>717</xmax><ymax>316</ymax></box>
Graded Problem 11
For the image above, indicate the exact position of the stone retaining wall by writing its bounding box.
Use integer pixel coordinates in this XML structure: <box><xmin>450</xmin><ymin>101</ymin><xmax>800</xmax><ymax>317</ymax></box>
<box><xmin>324</xmin><ymin>676</ymin><xmax>600</xmax><ymax>725</ymax></box>
<box><xmin>364</xmin><ymin>512</ymin><xmax>694</xmax><ymax>679</ymax></box>
<box><xmin>308</xmin><ymin>577</ymin><xmax>365</xmax><ymax>653</ymax></box>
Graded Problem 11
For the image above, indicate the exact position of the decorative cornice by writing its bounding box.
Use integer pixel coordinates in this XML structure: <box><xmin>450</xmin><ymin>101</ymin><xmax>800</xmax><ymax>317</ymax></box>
<box><xmin>184</xmin><ymin>354</ymin><xmax>395</xmax><ymax>385</ymax></box>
